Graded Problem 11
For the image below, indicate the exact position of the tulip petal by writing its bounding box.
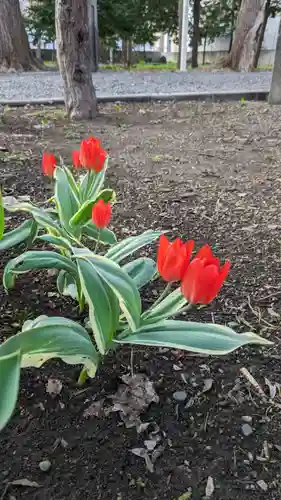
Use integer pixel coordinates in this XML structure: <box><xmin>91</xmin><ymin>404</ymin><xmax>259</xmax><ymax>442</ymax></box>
<box><xmin>157</xmin><ymin>234</ymin><xmax>170</xmax><ymax>277</ymax></box>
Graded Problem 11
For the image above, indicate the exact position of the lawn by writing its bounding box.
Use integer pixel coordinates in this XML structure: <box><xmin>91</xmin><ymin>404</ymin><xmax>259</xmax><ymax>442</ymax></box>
<box><xmin>0</xmin><ymin>101</ymin><xmax>281</xmax><ymax>499</ymax></box>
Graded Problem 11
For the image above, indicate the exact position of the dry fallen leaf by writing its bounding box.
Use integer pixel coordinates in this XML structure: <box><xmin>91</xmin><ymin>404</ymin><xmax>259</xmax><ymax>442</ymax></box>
<box><xmin>46</xmin><ymin>378</ymin><xmax>62</xmax><ymax>397</ymax></box>
<box><xmin>110</xmin><ymin>374</ymin><xmax>159</xmax><ymax>429</ymax></box>
<box><xmin>131</xmin><ymin>447</ymin><xmax>154</xmax><ymax>473</ymax></box>
<box><xmin>202</xmin><ymin>378</ymin><xmax>214</xmax><ymax>393</ymax></box>
<box><xmin>205</xmin><ymin>476</ymin><xmax>214</xmax><ymax>497</ymax></box>
<box><xmin>83</xmin><ymin>399</ymin><xmax>105</xmax><ymax>418</ymax></box>
<box><xmin>11</xmin><ymin>478</ymin><xmax>40</xmax><ymax>488</ymax></box>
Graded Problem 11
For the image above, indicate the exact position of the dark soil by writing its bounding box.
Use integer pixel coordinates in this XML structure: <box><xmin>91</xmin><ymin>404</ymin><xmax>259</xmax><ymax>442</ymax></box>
<box><xmin>1</xmin><ymin>101</ymin><xmax>281</xmax><ymax>500</ymax></box>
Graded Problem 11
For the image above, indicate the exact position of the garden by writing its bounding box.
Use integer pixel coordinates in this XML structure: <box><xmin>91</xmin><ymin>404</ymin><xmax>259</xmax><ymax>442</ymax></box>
<box><xmin>0</xmin><ymin>100</ymin><xmax>281</xmax><ymax>500</ymax></box>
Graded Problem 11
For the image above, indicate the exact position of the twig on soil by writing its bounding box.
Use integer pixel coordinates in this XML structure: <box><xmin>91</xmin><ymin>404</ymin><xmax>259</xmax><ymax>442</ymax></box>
<box><xmin>240</xmin><ymin>367</ymin><xmax>268</xmax><ymax>403</ymax></box>
<box><xmin>254</xmin><ymin>290</ymin><xmax>281</xmax><ymax>303</ymax></box>
<box><xmin>247</xmin><ymin>296</ymin><xmax>276</xmax><ymax>329</ymax></box>
<box><xmin>0</xmin><ymin>483</ymin><xmax>9</xmax><ymax>500</ymax></box>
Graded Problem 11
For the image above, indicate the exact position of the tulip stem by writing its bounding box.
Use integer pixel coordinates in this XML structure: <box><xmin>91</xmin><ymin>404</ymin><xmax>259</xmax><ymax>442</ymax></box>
<box><xmin>152</xmin><ymin>282</ymin><xmax>172</xmax><ymax>309</ymax></box>
<box><xmin>172</xmin><ymin>303</ymin><xmax>193</xmax><ymax>318</ymax></box>
<box><xmin>94</xmin><ymin>230</ymin><xmax>100</xmax><ymax>253</ymax></box>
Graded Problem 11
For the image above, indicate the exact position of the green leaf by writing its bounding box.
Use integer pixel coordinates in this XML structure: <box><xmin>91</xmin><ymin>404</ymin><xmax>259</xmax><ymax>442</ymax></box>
<box><xmin>0</xmin><ymin>220</ymin><xmax>35</xmax><ymax>251</ymax></box>
<box><xmin>63</xmin><ymin>165</ymin><xmax>80</xmax><ymax>201</ymax></box>
<box><xmin>75</xmin><ymin>250</ymin><xmax>141</xmax><ymax>332</ymax></box>
<box><xmin>123</xmin><ymin>257</ymin><xmax>156</xmax><ymax>289</ymax></box>
<box><xmin>54</xmin><ymin>166</ymin><xmax>80</xmax><ymax>235</ymax></box>
<box><xmin>1</xmin><ymin>317</ymin><xmax>99</xmax><ymax>375</ymax></box>
<box><xmin>0</xmin><ymin>316</ymin><xmax>99</xmax><ymax>431</ymax></box>
<box><xmin>69</xmin><ymin>189</ymin><xmax>116</xmax><ymax>228</ymax></box>
<box><xmin>105</xmin><ymin>230</ymin><xmax>162</xmax><ymax>263</ymax></box>
<box><xmin>82</xmin><ymin>222</ymin><xmax>117</xmax><ymax>245</ymax></box>
<box><xmin>0</xmin><ymin>350</ymin><xmax>21</xmax><ymax>431</ymax></box>
<box><xmin>116</xmin><ymin>321</ymin><xmax>272</xmax><ymax>355</ymax></box>
<box><xmin>141</xmin><ymin>288</ymin><xmax>187</xmax><ymax>324</ymax></box>
<box><xmin>3</xmin><ymin>198</ymin><xmax>60</xmax><ymax>234</ymax></box>
<box><xmin>39</xmin><ymin>234</ymin><xmax>73</xmax><ymax>252</ymax></box>
<box><xmin>3</xmin><ymin>250</ymin><xmax>78</xmax><ymax>290</ymax></box>
<box><xmin>76</xmin><ymin>258</ymin><xmax>120</xmax><ymax>354</ymax></box>
<box><xmin>57</xmin><ymin>270</ymin><xmax>78</xmax><ymax>300</ymax></box>
<box><xmin>0</xmin><ymin>188</ymin><xmax>4</xmax><ymax>240</ymax></box>
<box><xmin>80</xmin><ymin>161</ymin><xmax>107</xmax><ymax>201</ymax></box>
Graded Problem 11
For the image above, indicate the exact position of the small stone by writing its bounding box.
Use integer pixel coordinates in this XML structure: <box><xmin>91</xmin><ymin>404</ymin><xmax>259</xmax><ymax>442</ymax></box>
<box><xmin>173</xmin><ymin>391</ymin><xmax>187</xmax><ymax>402</ymax></box>
<box><xmin>242</xmin><ymin>423</ymin><xmax>253</xmax><ymax>436</ymax></box>
<box><xmin>242</xmin><ymin>415</ymin><xmax>252</xmax><ymax>423</ymax></box>
<box><xmin>39</xmin><ymin>460</ymin><xmax>51</xmax><ymax>472</ymax></box>
<box><xmin>257</xmin><ymin>480</ymin><xmax>268</xmax><ymax>492</ymax></box>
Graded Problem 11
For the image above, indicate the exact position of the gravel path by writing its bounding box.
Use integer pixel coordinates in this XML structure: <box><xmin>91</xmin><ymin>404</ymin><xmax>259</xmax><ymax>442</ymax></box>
<box><xmin>0</xmin><ymin>70</ymin><xmax>272</xmax><ymax>101</ymax></box>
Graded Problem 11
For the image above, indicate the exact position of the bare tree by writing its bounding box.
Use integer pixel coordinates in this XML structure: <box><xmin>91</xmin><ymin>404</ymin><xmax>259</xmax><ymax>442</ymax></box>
<box><xmin>55</xmin><ymin>0</ymin><xmax>97</xmax><ymax>120</ymax></box>
<box><xmin>224</xmin><ymin>0</ymin><xmax>266</xmax><ymax>70</ymax></box>
<box><xmin>0</xmin><ymin>0</ymin><xmax>41</xmax><ymax>72</ymax></box>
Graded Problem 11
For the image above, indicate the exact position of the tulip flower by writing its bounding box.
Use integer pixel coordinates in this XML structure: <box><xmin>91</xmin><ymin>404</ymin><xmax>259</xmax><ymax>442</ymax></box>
<box><xmin>72</xmin><ymin>150</ymin><xmax>82</xmax><ymax>168</ymax></box>
<box><xmin>79</xmin><ymin>136</ymin><xmax>107</xmax><ymax>172</ymax></box>
<box><xmin>42</xmin><ymin>152</ymin><xmax>56</xmax><ymax>177</ymax></box>
<box><xmin>181</xmin><ymin>244</ymin><xmax>230</xmax><ymax>304</ymax></box>
<box><xmin>92</xmin><ymin>200</ymin><xmax>112</xmax><ymax>229</ymax></box>
<box><xmin>157</xmin><ymin>234</ymin><xmax>194</xmax><ymax>283</ymax></box>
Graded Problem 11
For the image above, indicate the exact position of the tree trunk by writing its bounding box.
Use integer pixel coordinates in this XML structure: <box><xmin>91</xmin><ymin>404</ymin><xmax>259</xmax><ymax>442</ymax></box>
<box><xmin>253</xmin><ymin>0</ymin><xmax>270</xmax><ymax>68</ymax></box>
<box><xmin>192</xmin><ymin>0</ymin><xmax>201</xmax><ymax>68</ymax></box>
<box><xmin>0</xmin><ymin>0</ymin><xmax>41</xmax><ymax>72</ymax></box>
<box><xmin>55</xmin><ymin>0</ymin><xmax>97</xmax><ymax>121</ymax></box>
<box><xmin>177</xmin><ymin>0</ymin><xmax>183</xmax><ymax>70</ymax></box>
<box><xmin>238</xmin><ymin>0</ymin><xmax>268</xmax><ymax>71</ymax></box>
<box><xmin>269</xmin><ymin>17</ymin><xmax>281</xmax><ymax>104</ymax></box>
<box><xmin>224</xmin><ymin>0</ymin><xmax>264</xmax><ymax>70</ymax></box>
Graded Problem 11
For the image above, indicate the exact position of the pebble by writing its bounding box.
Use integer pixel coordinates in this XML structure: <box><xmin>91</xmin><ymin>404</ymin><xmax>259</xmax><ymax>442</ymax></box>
<box><xmin>242</xmin><ymin>415</ymin><xmax>253</xmax><ymax>423</ymax></box>
<box><xmin>39</xmin><ymin>460</ymin><xmax>51</xmax><ymax>472</ymax></box>
<box><xmin>257</xmin><ymin>480</ymin><xmax>268</xmax><ymax>492</ymax></box>
<box><xmin>0</xmin><ymin>71</ymin><xmax>271</xmax><ymax>103</ymax></box>
<box><xmin>242</xmin><ymin>423</ymin><xmax>253</xmax><ymax>436</ymax></box>
<box><xmin>173</xmin><ymin>391</ymin><xmax>187</xmax><ymax>402</ymax></box>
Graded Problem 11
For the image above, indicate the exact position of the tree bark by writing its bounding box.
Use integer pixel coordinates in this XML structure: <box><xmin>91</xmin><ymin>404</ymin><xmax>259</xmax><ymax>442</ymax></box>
<box><xmin>55</xmin><ymin>0</ymin><xmax>97</xmax><ymax>121</ymax></box>
<box><xmin>252</xmin><ymin>0</ymin><xmax>270</xmax><ymax>68</ymax></box>
<box><xmin>238</xmin><ymin>0</ymin><xmax>268</xmax><ymax>71</ymax></box>
<box><xmin>0</xmin><ymin>0</ymin><xmax>41</xmax><ymax>72</ymax></box>
<box><xmin>269</xmin><ymin>17</ymin><xmax>281</xmax><ymax>104</ymax></box>
<box><xmin>191</xmin><ymin>0</ymin><xmax>201</xmax><ymax>68</ymax></box>
<box><xmin>224</xmin><ymin>0</ymin><xmax>264</xmax><ymax>70</ymax></box>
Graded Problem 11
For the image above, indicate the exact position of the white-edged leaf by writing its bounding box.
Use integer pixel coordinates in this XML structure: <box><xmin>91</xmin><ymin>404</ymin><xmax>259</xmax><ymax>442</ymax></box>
<box><xmin>80</xmin><ymin>156</ymin><xmax>108</xmax><ymax>201</ymax></box>
<box><xmin>76</xmin><ymin>258</ymin><xmax>120</xmax><ymax>354</ymax></box>
<box><xmin>3</xmin><ymin>250</ymin><xmax>78</xmax><ymax>290</ymax></box>
<box><xmin>142</xmin><ymin>288</ymin><xmax>187</xmax><ymax>324</ymax></box>
<box><xmin>123</xmin><ymin>258</ymin><xmax>156</xmax><ymax>289</ymax></box>
<box><xmin>0</xmin><ymin>219</ymin><xmax>35</xmax><ymax>250</ymax></box>
<box><xmin>57</xmin><ymin>270</ymin><xmax>79</xmax><ymax>300</ymax></box>
<box><xmin>0</xmin><ymin>350</ymin><xmax>21</xmax><ymax>431</ymax></box>
<box><xmin>69</xmin><ymin>189</ymin><xmax>115</xmax><ymax>228</ymax></box>
<box><xmin>54</xmin><ymin>166</ymin><xmax>80</xmax><ymax>235</ymax></box>
<box><xmin>115</xmin><ymin>320</ymin><xmax>273</xmax><ymax>355</ymax></box>
<box><xmin>105</xmin><ymin>230</ymin><xmax>162</xmax><ymax>263</ymax></box>
<box><xmin>75</xmin><ymin>250</ymin><xmax>141</xmax><ymax>331</ymax></box>
<box><xmin>82</xmin><ymin>221</ymin><xmax>117</xmax><ymax>245</ymax></box>
<box><xmin>0</xmin><ymin>316</ymin><xmax>99</xmax><ymax>377</ymax></box>
<box><xmin>2</xmin><ymin>198</ymin><xmax>60</xmax><ymax>234</ymax></box>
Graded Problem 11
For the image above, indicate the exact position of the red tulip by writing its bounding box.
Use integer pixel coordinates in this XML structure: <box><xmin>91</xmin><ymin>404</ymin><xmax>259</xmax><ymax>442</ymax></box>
<box><xmin>92</xmin><ymin>200</ymin><xmax>111</xmax><ymax>229</ymax></box>
<box><xmin>42</xmin><ymin>152</ymin><xmax>56</xmax><ymax>177</ymax></box>
<box><xmin>181</xmin><ymin>244</ymin><xmax>230</xmax><ymax>304</ymax></box>
<box><xmin>157</xmin><ymin>234</ymin><xmax>194</xmax><ymax>282</ymax></box>
<box><xmin>79</xmin><ymin>136</ymin><xmax>107</xmax><ymax>172</ymax></box>
<box><xmin>72</xmin><ymin>150</ymin><xmax>82</xmax><ymax>168</ymax></box>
